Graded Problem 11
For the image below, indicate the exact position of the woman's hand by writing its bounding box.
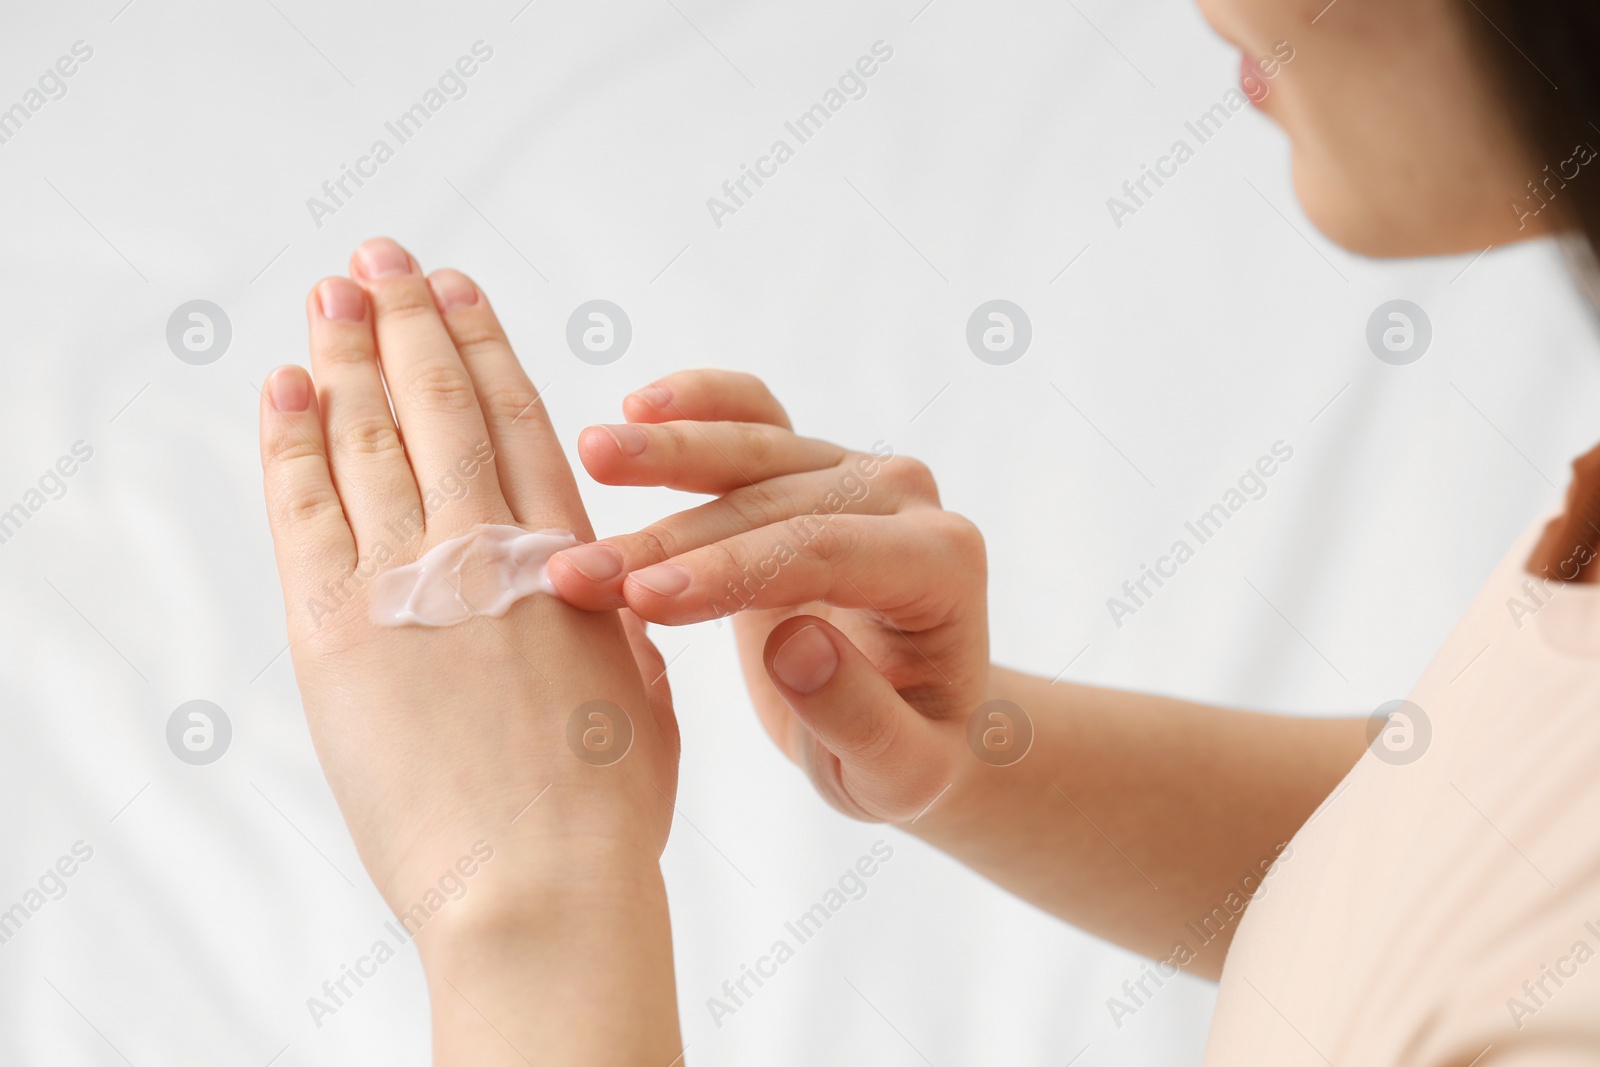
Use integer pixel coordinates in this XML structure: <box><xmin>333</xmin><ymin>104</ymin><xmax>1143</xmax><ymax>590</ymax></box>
<box><xmin>258</xmin><ymin>238</ymin><xmax>680</xmax><ymax>1065</ymax></box>
<box><xmin>547</xmin><ymin>370</ymin><xmax>991</xmax><ymax>825</ymax></box>
<box><xmin>542</xmin><ymin>370</ymin><xmax>1367</xmax><ymax>984</ymax></box>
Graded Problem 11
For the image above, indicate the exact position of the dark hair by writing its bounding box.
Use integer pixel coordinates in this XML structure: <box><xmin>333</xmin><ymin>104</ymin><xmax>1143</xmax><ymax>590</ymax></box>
<box><xmin>1467</xmin><ymin>1</ymin><xmax>1600</xmax><ymax>284</ymax></box>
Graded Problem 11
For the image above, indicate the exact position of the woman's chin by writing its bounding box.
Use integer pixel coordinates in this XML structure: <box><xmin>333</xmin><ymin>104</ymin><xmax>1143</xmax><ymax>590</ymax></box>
<box><xmin>1288</xmin><ymin>156</ymin><xmax>1537</xmax><ymax>261</ymax></box>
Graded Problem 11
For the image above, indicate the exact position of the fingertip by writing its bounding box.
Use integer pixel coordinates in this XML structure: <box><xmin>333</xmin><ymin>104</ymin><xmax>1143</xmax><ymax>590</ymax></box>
<box><xmin>546</xmin><ymin>549</ymin><xmax>628</xmax><ymax>610</ymax></box>
<box><xmin>265</xmin><ymin>365</ymin><xmax>314</xmax><ymax>415</ymax></box>
<box><xmin>555</xmin><ymin>541</ymin><xmax>625</xmax><ymax>581</ymax></box>
<box><xmin>768</xmin><ymin>622</ymin><xmax>840</xmax><ymax>696</ymax></box>
<box><xmin>426</xmin><ymin>268</ymin><xmax>481</xmax><ymax>313</ymax></box>
<box><xmin>622</xmin><ymin>383</ymin><xmax>674</xmax><ymax>423</ymax></box>
<box><xmin>349</xmin><ymin>236</ymin><xmax>417</xmax><ymax>283</ymax></box>
<box><xmin>622</xmin><ymin>369</ymin><xmax>790</xmax><ymax>429</ymax></box>
<box><xmin>618</xmin><ymin>563</ymin><xmax>700</xmax><ymax>625</ymax></box>
<box><xmin>764</xmin><ymin>615</ymin><xmax>837</xmax><ymax>675</ymax></box>
<box><xmin>760</xmin><ymin>615</ymin><xmax>928</xmax><ymax>799</ymax></box>
<box><xmin>577</xmin><ymin>425</ymin><xmax>631</xmax><ymax>481</ymax></box>
<box><xmin>312</xmin><ymin>276</ymin><xmax>368</xmax><ymax>323</ymax></box>
<box><xmin>628</xmin><ymin>562</ymin><xmax>691</xmax><ymax>598</ymax></box>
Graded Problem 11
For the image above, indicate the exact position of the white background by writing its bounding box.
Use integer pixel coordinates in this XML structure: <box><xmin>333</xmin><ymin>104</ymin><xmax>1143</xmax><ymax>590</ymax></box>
<box><xmin>2</xmin><ymin>1</ymin><xmax>1598</xmax><ymax>1064</ymax></box>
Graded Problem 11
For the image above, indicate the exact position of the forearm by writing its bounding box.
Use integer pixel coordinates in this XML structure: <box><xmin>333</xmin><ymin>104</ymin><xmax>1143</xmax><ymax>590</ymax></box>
<box><xmin>912</xmin><ymin>666</ymin><xmax>1368</xmax><ymax>979</ymax></box>
<box><xmin>420</xmin><ymin>851</ymin><xmax>682</xmax><ymax>1066</ymax></box>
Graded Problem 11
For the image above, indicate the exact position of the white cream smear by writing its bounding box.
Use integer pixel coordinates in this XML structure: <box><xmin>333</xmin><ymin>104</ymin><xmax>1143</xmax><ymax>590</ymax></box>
<box><xmin>369</xmin><ymin>524</ymin><xmax>582</xmax><ymax>627</ymax></box>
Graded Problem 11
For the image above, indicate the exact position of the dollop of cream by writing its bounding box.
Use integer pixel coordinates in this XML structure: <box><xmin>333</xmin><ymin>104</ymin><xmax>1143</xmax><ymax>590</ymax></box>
<box><xmin>369</xmin><ymin>524</ymin><xmax>581</xmax><ymax>627</ymax></box>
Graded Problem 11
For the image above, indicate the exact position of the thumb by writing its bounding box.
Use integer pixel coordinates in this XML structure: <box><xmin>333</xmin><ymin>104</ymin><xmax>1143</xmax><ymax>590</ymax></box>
<box><xmin>763</xmin><ymin>616</ymin><xmax>955</xmax><ymax>822</ymax></box>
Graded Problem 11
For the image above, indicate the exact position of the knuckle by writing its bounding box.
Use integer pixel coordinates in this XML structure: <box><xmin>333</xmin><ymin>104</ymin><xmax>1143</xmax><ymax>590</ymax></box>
<box><xmin>728</xmin><ymin>370</ymin><xmax>774</xmax><ymax>399</ymax></box>
<box><xmin>653</xmin><ymin>422</ymin><xmax>691</xmax><ymax>457</ymax></box>
<box><xmin>404</xmin><ymin>363</ymin><xmax>477</xmax><ymax>413</ymax></box>
<box><xmin>740</xmin><ymin>373</ymin><xmax>791</xmax><ymax>426</ymax></box>
<box><xmin>275</xmin><ymin>483</ymin><xmax>345</xmax><ymax>528</ymax></box>
<box><xmin>316</xmin><ymin>337</ymin><xmax>374</xmax><ymax>367</ymax></box>
<box><xmin>480</xmin><ymin>384</ymin><xmax>542</xmax><ymax>425</ymax></box>
<box><xmin>268</xmin><ymin>435</ymin><xmax>326</xmax><ymax>468</ymax></box>
<box><xmin>723</xmin><ymin>481</ymin><xmax>790</xmax><ymax>529</ymax></box>
<box><xmin>883</xmin><ymin>456</ymin><xmax>939</xmax><ymax>502</ymax></box>
<box><xmin>730</xmin><ymin>422</ymin><xmax>776</xmax><ymax>467</ymax></box>
<box><xmin>728</xmin><ymin>369</ymin><xmax>774</xmax><ymax>395</ymax></box>
<box><xmin>702</xmin><ymin>539</ymin><xmax>747</xmax><ymax>581</ymax></box>
<box><xmin>933</xmin><ymin>511</ymin><xmax>987</xmax><ymax>569</ymax></box>
<box><xmin>334</xmin><ymin>414</ymin><xmax>404</xmax><ymax>457</ymax></box>
<box><xmin>451</xmin><ymin>326</ymin><xmax>506</xmax><ymax>364</ymax></box>
<box><xmin>800</xmin><ymin>513</ymin><xmax>850</xmax><ymax>562</ymax></box>
<box><xmin>264</xmin><ymin>438</ymin><xmax>349</xmax><ymax>532</ymax></box>
<box><xmin>729</xmin><ymin>374</ymin><xmax>771</xmax><ymax>395</ymax></box>
<box><xmin>845</xmin><ymin>700</ymin><xmax>902</xmax><ymax>764</ymax></box>
<box><xmin>371</xmin><ymin>283</ymin><xmax>438</xmax><ymax>324</ymax></box>
<box><xmin>627</xmin><ymin>523</ymin><xmax>680</xmax><ymax>565</ymax></box>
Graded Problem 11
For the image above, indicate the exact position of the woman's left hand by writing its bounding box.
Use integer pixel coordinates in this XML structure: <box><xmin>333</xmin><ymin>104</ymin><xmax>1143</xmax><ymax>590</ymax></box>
<box><xmin>259</xmin><ymin>238</ymin><xmax>681</xmax><ymax>1065</ymax></box>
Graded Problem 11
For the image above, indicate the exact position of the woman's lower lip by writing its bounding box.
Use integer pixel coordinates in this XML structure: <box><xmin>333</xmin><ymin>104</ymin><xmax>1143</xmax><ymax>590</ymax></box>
<box><xmin>1240</xmin><ymin>54</ymin><xmax>1270</xmax><ymax>107</ymax></box>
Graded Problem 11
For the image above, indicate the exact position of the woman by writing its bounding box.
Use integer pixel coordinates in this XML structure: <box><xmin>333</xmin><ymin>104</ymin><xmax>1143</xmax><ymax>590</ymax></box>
<box><xmin>257</xmin><ymin>1</ymin><xmax>1600</xmax><ymax>1062</ymax></box>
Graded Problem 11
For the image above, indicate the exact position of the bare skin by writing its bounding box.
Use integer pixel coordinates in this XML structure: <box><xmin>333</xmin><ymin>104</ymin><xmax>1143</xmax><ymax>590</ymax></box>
<box><xmin>548</xmin><ymin>369</ymin><xmax>1370</xmax><ymax>978</ymax></box>
<box><xmin>259</xmin><ymin>238</ymin><xmax>682</xmax><ymax>1065</ymax></box>
<box><xmin>1194</xmin><ymin>0</ymin><xmax>1543</xmax><ymax>256</ymax></box>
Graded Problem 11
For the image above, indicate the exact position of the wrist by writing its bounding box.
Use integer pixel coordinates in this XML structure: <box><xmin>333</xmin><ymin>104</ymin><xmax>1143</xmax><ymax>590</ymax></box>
<box><xmin>412</xmin><ymin>836</ymin><xmax>666</xmax><ymax>974</ymax></box>
<box><xmin>415</xmin><ymin>839</ymin><xmax>683</xmax><ymax>1065</ymax></box>
<box><xmin>898</xmin><ymin>663</ymin><xmax>1036</xmax><ymax>842</ymax></box>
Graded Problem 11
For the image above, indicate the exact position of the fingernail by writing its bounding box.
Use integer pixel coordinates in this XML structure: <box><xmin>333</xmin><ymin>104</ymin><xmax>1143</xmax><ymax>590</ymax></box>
<box><xmin>633</xmin><ymin>385</ymin><xmax>672</xmax><ymax>408</ymax></box>
<box><xmin>631</xmin><ymin>563</ymin><xmax>691</xmax><ymax>597</ymax></box>
<box><xmin>429</xmin><ymin>270</ymin><xmax>479</xmax><ymax>312</ymax></box>
<box><xmin>561</xmin><ymin>543</ymin><xmax>624</xmax><ymax>582</ymax></box>
<box><xmin>772</xmin><ymin>626</ymin><xmax>839</xmax><ymax>695</ymax></box>
<box><xmin>355</xmin><ymin>238</ymin><xmax>411</xmax><ymax>279</ymax></box>
<box><xmin>602</xmin><ymin>424</ymin><xmax>648</xmax><ymax>457</ymax></box>
<box><xmin>268</xmin><ymin>367</ymin><xmax>311</xmax><ymax>413</ymax></box>
<box><xmin>317</xmin><ymin>277</ymin><xmax>366</xmax><ymax>322</ymax></box>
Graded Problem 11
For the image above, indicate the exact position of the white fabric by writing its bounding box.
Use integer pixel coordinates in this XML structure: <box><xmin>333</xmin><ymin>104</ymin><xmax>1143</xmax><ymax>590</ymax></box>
<box><xmin>2</xmin><ymin>1</ymin><xmax>1598</xmax><ymax>1064</ymax></box>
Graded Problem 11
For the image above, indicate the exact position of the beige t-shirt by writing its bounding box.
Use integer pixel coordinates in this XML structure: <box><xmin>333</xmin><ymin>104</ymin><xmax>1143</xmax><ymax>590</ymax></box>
<box><xmin>1206</xmin><ymin>514</ymin><xmax>1600</xmax><ymax>1066</ymax></box>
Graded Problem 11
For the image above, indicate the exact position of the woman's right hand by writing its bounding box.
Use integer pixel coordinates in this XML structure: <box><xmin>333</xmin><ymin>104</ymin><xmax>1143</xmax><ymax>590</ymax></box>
<box><xmin>547</xmin><ymin>370</ymin><xmax>995</xmax><ymax>825</ymax></box>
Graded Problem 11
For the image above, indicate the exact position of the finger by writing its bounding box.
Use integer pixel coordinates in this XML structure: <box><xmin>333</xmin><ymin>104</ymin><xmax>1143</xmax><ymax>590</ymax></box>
<box><xmin>621</xmin><ymin>369</ymin><xmax>791</xmax><ymax>429</ymax></box>
<box><xmin>547</xmin><ymin>457</ymin><xmax>916</xmax><ymax>611</ymax></box>
<box><xmin>619</xmin><ymin>510</ymin><xmax>981</xmax><ymax>628</ymax></box>
<box><xmin>579</xmin><ymin>420</ymin><xmax>847</xmax><ymax>495</ymax></box>
<box><xmin>259</xmin><ymin>366</ymin><xmax>356</xmax><ymax>613</ymax></box>
<box><xmin>306</xmin><ymin>277</ymin><xmax>423</xmax><ymax>552</ymax></box>
<box><xmin>764</xmin><ymin>616</ymin><xmax>953</xmax><ymax>822</ymax></box>
<box><xmin>427</xmin><ymin>269</ymin><xmax>591</xmax><ymax>534</ymax></box>
<box><xmin>348</xmin><ymin>237</ymin><xmax>509</xmax><ymax>528</ymax></box>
